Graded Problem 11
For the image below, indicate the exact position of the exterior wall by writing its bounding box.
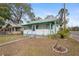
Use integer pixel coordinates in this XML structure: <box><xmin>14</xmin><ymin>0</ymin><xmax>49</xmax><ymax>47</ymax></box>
<box><xmin>23</xmin><ymin>24</ymin><xmax>60</xmax><ymax>36</ymax></box>
<box><xmin>23</xmin><ymin>29</ymin><xmax>50</xmax><ymax>36</ymax></box>
<box><xmin>3</xmin><ymin>27</ymin><xmax>22</xmax><ymax>35</ymax></box>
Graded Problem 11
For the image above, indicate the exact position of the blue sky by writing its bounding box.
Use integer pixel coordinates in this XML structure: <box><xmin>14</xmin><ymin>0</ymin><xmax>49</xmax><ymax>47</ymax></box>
<box><xmin>30</xmin><ymin>3</ymin><xmax>79</xmax><ymax>27</ymax></box>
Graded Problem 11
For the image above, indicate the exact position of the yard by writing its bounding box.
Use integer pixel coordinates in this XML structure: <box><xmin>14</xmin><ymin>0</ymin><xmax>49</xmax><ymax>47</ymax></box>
<box><xmin>0</xmin><ymin>35</ymin><xmax>25</xmax><ymax>44</ymax></box>
<box><xmin>0</xmin><ymin>35</ymin><xmax>79</xmax><ymax>56</ymax></box>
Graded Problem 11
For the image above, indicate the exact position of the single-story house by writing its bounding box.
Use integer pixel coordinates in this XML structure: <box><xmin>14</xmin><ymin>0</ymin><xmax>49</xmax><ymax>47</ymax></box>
<box><xmin>22</xmin><ymin>18</ymin><xmax>60</xmax><ymax>36</ymax></box>
<box><xmin>1</xmin><ymin>23</ymin><xmax>22</xmax><ymax>35</ymax></box>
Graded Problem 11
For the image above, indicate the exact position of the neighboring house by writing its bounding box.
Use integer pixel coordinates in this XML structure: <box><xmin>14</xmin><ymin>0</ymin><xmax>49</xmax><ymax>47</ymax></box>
<box><xmin>22</xmin><ymin>18</ymin><xmax>60</xmax><ymax>36</ymax></box>
<box><xmin>1</xmin><ymin>22</ymin><xmax>22</xmax><ymax>35</ymax></box>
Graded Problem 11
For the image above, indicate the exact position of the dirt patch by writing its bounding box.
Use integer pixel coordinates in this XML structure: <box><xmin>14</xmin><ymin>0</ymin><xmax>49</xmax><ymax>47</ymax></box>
<box><xmin>0</xmin><ymin>36</ymin><xmax>79</xmax><ymax>56</ymax></box>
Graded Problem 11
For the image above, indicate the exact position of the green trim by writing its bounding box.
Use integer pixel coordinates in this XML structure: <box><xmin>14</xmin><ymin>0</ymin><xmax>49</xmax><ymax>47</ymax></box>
<box><xmin>22</xmin><ymin>18</ymin><xmax>57</xmax><ymax>26</ymax></box>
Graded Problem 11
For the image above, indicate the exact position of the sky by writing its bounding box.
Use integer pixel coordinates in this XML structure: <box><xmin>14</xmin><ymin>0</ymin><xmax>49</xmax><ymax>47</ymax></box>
<box><xmin>29</xmin><ymin>3</ymin><xmax>79</xmax><ymax>27</ymax></box>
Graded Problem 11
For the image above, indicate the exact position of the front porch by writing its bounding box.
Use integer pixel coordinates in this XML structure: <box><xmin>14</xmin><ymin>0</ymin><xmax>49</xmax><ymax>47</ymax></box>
<box><xmin>0</xmin><ymin>24</ymin><xmax>22</xmax><ymax>35</ymax></box>
<box><xmin>23</xmin><ymin>22</ymin><xmax>59</xmax><ymax>36</ymax></box>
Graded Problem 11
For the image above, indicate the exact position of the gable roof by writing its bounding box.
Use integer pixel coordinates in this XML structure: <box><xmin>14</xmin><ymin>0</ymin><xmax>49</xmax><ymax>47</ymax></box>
<box><xmin>2</xmin><ymin>23</ymin><xmax>22</xmax><ymax>28</ymax></box>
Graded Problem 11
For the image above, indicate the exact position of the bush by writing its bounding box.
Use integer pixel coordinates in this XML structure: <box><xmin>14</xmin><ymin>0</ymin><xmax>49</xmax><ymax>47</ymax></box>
<box><xmin>57</xmin><ymin>28</ymin><xmax>70</xmax><ymax>39</ymax></box>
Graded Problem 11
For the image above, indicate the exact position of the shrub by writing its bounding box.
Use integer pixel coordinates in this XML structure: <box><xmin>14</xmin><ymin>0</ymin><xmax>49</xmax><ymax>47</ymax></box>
<box><xmin>57</xmin><ymin>28</ymin><xmax>70</xmax><ymax>39</ymax></box>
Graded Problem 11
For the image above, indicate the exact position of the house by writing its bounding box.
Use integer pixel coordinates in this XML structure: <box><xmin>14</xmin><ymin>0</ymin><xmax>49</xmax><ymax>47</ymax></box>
<box><xmin>1</xmin><ymin>22</ymin><xmax>22</xmax><ymax>35</ymax></box>
<box><xmin>22</xmin><ymin>17</ymin><xmax>60</xmax><ymax>36</ymax></box>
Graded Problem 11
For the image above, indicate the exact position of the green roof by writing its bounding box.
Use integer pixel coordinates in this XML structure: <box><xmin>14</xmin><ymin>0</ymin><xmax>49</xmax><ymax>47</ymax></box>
<box><xmin>23</xmin><ymin>18</ymin><xmax>57</xmax><ymax>26</ymax></box>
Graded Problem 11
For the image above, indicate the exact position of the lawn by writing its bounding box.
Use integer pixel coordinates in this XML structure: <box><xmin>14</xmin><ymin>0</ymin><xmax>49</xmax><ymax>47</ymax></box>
<box><xmin>0</xmin><ymin>35</ymin><xmax>79</xmax><ymax>56</ymax></box>
<box><xmin>0</xmin><ymin>35</ymin><xmax>25</xmax><ymax>44</ymax></box>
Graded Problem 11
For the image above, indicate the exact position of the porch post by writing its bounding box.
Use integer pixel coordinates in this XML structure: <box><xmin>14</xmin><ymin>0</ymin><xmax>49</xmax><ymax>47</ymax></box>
<box><xmin>10</xmin><ymin>28</ymin><xmax>11</xmax><ymax>32</ymax></box>
<box><xmin>8</xmin><ymin>28</ymin><xmax>10</xmax><ymax>32</ymax></box>
<box><xmin>14</xmin><ymin>27</ymin><xmax>16</xmax><ymax>32</ymax></box>
<box><xmin>35</xmin><ymin>25</ymin><xmax>36</xmax><ymax>30</ymax></box>
<box><xmin>9</xmin><ymin>28</ymin><xmax>11</xmax><ymax>32</ymax></box>
<box><xmin>11</xmin><ymin>28</ymin><xmax>12</xmax><ymax>32</ymax></box>
<box><xmin>54</xmin><ymin>20</ymin><xmax>56</xmax><ymax>34</ymax></box>
<box><xmin>34</xmin><ymin>25</ymin><xmax>36</xmax><ymax>36</ymax></box>
<box><xmin>49</xmin><ymin>23</ymin><xmax>52</xmax><ymax>35</ymax></box>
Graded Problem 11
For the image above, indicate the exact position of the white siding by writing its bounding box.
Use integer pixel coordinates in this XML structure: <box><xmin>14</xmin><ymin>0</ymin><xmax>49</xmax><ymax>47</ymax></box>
<box><xmin>23</xmin><ymin>26</ymin><xmax>60</xmax><ymax>36</ymax></box>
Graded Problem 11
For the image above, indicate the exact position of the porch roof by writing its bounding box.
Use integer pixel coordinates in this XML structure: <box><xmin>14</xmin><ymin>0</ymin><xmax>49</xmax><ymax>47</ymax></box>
<box><xmin>2</xmin><ymin>23</ymin><xmax>22</xmax><ymax>29</ymax></box>
<box><xmin>23</xmin><ymin>18</ymin><xmax>58</xmax><ymax>26</ymax></box>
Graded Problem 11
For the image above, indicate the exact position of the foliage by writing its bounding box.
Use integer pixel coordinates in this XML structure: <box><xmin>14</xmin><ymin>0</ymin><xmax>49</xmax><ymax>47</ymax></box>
<box><xmin>8</xmin><ymin>3</ymin><xmax>35</xmax><ymax>23</ymax></box>
<box><xmin>58</xmin><ymin>8</ymin><xmax>69</xmax><ymax>29</ymax></box>
<box><xmin>0</xmin><ymin>3</ymin><xmax>35</xmax><ymax>25</ymax></box>
<box><xmin>0</xmin><ymin>16</ymin><xmax>5</xmax><ymax>27</ymax></box>
<box><xmin>57</xmin><ymin>6</ymin><xmax>69</xmax><ymax>39</ymax></box>
<box><xmin>57</xmin><ymin>28</ymin><xmax>70</xmax><ymax>39</ymax></box>
<box><xmin>0</xmin><ymin>4</ymin><xmax>11</xmax><ymax>20</ymax></box>
<box><xmin>0</xmin><ymin>20</ymin><xmax>5</xmax><ymax>27</ymax></box>
<box><xmin>34</xmin><ymin>17</ymin><xmax>42</xmax><ymax>21</ymax></box>
<box><xmin>45</xmin><ymin>15</ymin><xmax>54</xmax><ymax>19</ymax></box>
<box><xmin>0</xmin><ymin>4</ymin><xmax>11</xmax><ymax>26</ymax></box>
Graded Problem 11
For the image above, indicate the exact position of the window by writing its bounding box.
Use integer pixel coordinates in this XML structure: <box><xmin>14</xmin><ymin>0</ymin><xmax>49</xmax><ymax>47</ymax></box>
<box><xmin>46</xmin><ymin>24</ymin><xmax>49</xmax><ymax>29</ymax></box>
<box><xmin>36</xmin><ymin>25</ymin><xmax>39</xmax><ymax>29</ymax></box>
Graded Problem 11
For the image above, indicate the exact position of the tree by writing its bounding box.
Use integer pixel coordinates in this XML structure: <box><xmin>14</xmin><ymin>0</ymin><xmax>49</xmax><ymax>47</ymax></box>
<box><xmin>0</xmin><ymin>17</ymin><xmax>5</xmax><ymax>28</ymax></box>
<box><xmin>0</xmin><ymin>4</ymin><xmax>11</xmax><ymax>27</ymax></box>
<box><xmin>53</xmin><ymin>4</ymin><xmax>69</xmax><ymax>53</ymax></box>
<box><xmin>0</xmin><ymin>4</ymin><xmax>11</xmax><ymax>20</ymax></box>
<box><xmin>27</xmin><ymin>11</ymin><xmax>35</xmax><ymax>21</ymax></box>
<box><xmin>34</xmin><ymin>17</ymin><xmax>42</xmax><ymax>21</ymax></box>
<box><xmin>8</xmin><ymin>3</ymin><xmax>35</xmax><ymax>24</ymax></box>
<box><xmin>58</xmin><ymin>8</ymin><xmax>69</xmax><ymax>29</ymax></box>
<box><xmin>0</xmin><ymin>3</ymin><xmax>35</xmax><ymax>25</ymax></box>
<box><xmin>45</xmin><ymin>15</ymin><xmax>54</xmax><ymax>19</ymax></box>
